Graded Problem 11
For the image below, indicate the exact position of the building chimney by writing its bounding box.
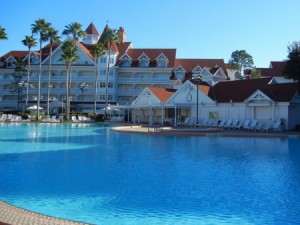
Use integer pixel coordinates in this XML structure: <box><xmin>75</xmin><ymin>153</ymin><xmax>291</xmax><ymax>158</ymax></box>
<box><xmin>118</xmin><ymin>27</ymin><xmax>126</xmax><ymax>43</ymax></box>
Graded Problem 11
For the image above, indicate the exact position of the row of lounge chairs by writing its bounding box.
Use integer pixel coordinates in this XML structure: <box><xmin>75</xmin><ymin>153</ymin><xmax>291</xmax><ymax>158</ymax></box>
<box><xmin>0</xmin><ymin>114</ymin><xmax>23</xmax><ymax>122</ymax></box>
<box><xmin>71</xmin><ymin>115</ymin><xmax>93</xmax><ymax>123</ymax></box>
<box><xmin>177</xmin><ymin>118</ymin><xmax>282</xmax><ymax>132</ymax></box>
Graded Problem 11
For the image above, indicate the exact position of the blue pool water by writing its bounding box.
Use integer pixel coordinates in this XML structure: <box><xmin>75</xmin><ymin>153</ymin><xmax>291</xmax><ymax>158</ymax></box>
<box><xmin>0</xmin><ymin>123</ymin><xmax>300</xmax><ymax>224</ymax></box>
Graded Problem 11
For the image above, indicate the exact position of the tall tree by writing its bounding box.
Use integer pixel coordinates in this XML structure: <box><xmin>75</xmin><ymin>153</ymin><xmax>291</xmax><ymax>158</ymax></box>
<box><xmin>91</xmin><ymin>42</ymin><xmax>105</xmax><ymax>118</ymax></box>
<box><xmin>0</xmin><ymin>26</ymin><xmax>8</xmax><ymax>39</ymax></box>
<box><xmin>228</xmin><ymin>50</ymin><xmax>254</xmax><ymax>79</ymax></box>
<box><xmin>31</xmin><ymin>18</ymin><xmax>51</xmax><ymax>120</ymax></box>
<box><xmin>99</xmin><ymin>27</ymin><xmax>120</xmax><ymax>118</ymax></box>
<box><xmin>59</xmin><ymin>39</ymin><xmax>79</xmax><ymax>122</ymax></box>
<box><xmin>283</xmin><ymin>41</ymin><xmax>300</xmax><ymax>93</ymax></box>
<box><xmin>250</xmin><ymin>67</ymin><xmax>261</xmax><ymax>79</ymax></box>
<box><xmin>62</xmin><ymin>22</ymin><xmax>86</xmax><ymax>44</ymax></box>
<box><xmin>46</xmin><ymin>27</ymin><xmax>60</xmax><ymax>116</ymax></box>
<box><xmin>22</xmin><ymin>35</ymin><xmax>37</xmax><ymax>108</ymax></box>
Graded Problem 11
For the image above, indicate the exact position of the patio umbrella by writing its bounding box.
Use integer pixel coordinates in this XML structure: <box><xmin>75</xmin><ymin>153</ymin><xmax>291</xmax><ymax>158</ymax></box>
<box><xmin>26</xmin><ymin>105</ymin><xmax>43</xmax><ymax>110</ymax></box>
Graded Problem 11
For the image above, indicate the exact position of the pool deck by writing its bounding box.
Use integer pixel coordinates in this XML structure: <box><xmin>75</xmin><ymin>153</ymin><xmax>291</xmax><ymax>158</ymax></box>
<box><xmin>0</xmin><ymin>200</ymin><xmax>90</xmax><ymax>225</ymax></box>
<box><xmin>1</xmin><ymin>124</ymin><xmax>300</xmax><ymax>225</ymax></box>
<box><xmin>111</xmin><ymin>125</ymin><xmax>300</xmax><ymax>138</ymax></box>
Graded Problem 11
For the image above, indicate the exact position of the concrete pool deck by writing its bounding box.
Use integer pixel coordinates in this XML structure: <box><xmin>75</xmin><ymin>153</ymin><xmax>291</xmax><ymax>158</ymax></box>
<box><xmin>0</xmin><ymin>201</ymin><xmax>90</xmax><ymax>225</ymax></box>
<box><xmin>111</xmin><ymin>125</ymin><xmax>300</xmax><ymax>138</ymax></box>
<box><xmin>1</xmin><ymin>124</ymin><xmax>300</xmax><ymax>225</ymax></box>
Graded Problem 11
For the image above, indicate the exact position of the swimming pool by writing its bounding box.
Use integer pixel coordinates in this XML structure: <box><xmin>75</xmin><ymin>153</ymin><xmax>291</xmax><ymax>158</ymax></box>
<box><xmin>0</xmin><ymin>123</ymin><xmax>300</xmax><ymax>224</ymax></box>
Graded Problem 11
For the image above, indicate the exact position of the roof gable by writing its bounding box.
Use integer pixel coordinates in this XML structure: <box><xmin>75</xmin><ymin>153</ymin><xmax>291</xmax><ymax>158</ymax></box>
<box><xmin>192</xmin><ymin>65</ymin><xmax>202</xmax><ymax>74</ymax></box>
<box><xmin>167</xmin><ymin>80</ymin><xmax>214</xmax><ymax>105</ymax></box>
<box><xmin>174</xmin><ymin>65</ymin><xmax>186</xmax><ymax>73</ymax></box>
<box><xmin>119</xmin><ymin>53</ymin><xmax>132</xmax><ymax>61</ymax></box>
<box><xmin>43</xmin><ymin>41</ymin><xmax>95</xmax><ymax>65</ymax></box>
<box><xmin>245</xmin><ymin>90</ymin><xmax>274</xmax><ymax>104</ymax></box>
<box><xmin>137</xmin><ymin>52</ymin><xmax>150</xmax><ymax>61</ymax></box>
<box><xmin>132</xmin><ymin>87</ymin><xmax>174</xmax><ymax>106</ymax></box>
<box><xmin>156</xmin><ymin>53</ymin><xmax>169</xmax><ymax>62</ymax></box>
<box><xmin>125</xmin><ymin>48</ymin><xmax>176</xmax><ymax>68</ymax></box>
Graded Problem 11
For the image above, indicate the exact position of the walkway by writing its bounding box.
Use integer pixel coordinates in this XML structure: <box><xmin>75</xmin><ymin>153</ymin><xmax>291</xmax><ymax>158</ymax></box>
<box><xmin>0</xmin><ymin>201</ymin><xmax>90</xmax><ymax>225</ymax></box>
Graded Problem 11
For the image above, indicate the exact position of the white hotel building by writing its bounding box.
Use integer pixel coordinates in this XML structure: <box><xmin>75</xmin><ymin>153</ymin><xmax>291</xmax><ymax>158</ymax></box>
<box><xmin>0</xmin><ymin>23</ymin><xmax>228</xmax><ymax>113</ymax></box>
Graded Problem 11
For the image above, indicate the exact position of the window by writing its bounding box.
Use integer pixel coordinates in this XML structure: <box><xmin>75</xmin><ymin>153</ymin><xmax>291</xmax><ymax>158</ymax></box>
<box><xmin>209</xmin><ymin>112</ymin><xmax>217</xmax><ymax>119</ymax></box>
<box><xmin>157</xmin><ymin>61</ymin><xmax>167</xmax><ymax>68</ymax></box>
<box><xmin>100</xmin><ymin>70</ymin><xmax>106</xmax><ymax>76</ymax></box>
<box><xmin>100</xmin><ymin>57</ymin><xmax>106</xmax><ymax>63</ymax></box>
<box><xmin>175</xmin><ymin>73</ymin><xmax>185</xmax><ymax>79</ymax></box>
<box><xmin>109</xmin><ymin>58</ymin><xmax>114</xmax><ymax>64</ymax></box>
<box><xmin>108</xmin><ymin>82</ymin><xmax>113</xmax><ymax>88</ymax></box>
<box><xmin>120</xmin><ymin>60</ymin><xmax>131</xmax><ymax>67</ymax></box>
<box><xmin>108</xmin><ymin>95</ymin><xmax>113</xmax><ymax>101</ymax></box>
<box><xmin>100</xmin><ymin>94</ymin><xmax>106</xmax><ymax>100</ymax></box>
<box><xmin>138</xmin><ymin>54</ymin><xmax>150</xmax><ymax>67</ymax></box>
<box><xmin>100</xmin><ymin>82</ymin><xmax>106</xmax><ymax>88</ymax></box>
<box><xmin>139</xmin><ymin>60</ymin><xmax>149</xmax><ymax>67</ymax></box>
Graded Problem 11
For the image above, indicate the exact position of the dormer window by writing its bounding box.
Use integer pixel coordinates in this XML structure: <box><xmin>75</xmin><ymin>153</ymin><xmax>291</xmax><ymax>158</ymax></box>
<box><xmin>120</xmin><ymin>59</ymin><xmax>131</xmax><ymax>67</ymax></box>
<box><xmin>156</xmin><ymin>53</ymin><xmax>168</xmax><ymax>68</ymax></box>
<box><xmin>6</xmin><ymin>56</ymin><xmax>16</xmax><ymax>68</ymax></box>
<box><xmin>138</xmin><ymin>53</ymin><xmax>150</xmax><ymax>67</ymax></box>
<box><xmin>119</xmin><ymin>54</ymin><xmax>132</xmax><ymax>67</ymax></box>
<box><xmin>173</xmin><ymin>65</ymin><xmax>186</xmax><ymax>79</ymax></box>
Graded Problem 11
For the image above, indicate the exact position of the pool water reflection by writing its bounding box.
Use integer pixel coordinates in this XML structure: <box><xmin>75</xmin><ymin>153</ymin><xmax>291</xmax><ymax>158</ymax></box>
<box><xmin>0</xmin><ymin>123</ymin><xmax>300</xmax><ymax>224</ymax></box>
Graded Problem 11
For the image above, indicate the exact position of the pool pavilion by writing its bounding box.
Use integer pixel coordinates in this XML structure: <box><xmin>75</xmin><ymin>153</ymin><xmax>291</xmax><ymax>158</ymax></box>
<box><xmin>130</xmin><ymin>78</ymin><xmax>300</xmax><ymax>130</ymax></box>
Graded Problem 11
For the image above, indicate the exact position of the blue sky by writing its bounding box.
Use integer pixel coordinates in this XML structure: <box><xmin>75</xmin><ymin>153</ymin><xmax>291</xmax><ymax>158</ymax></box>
<box><xmin>0</xmin><ymin>0</ymin><xmax>300</xmax><ymax>67</ymax></box>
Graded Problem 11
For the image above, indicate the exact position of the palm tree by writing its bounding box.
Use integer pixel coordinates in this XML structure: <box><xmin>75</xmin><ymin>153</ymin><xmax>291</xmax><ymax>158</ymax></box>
<box><xmin>46</xmin><ymin>27</ymin><xmax>60</xmax><ymax>116</ymax></box>
<box><xmin>0</xmin><ymin>26</ymin><xmax>8</xmax><ymax>39</ymax></box>
<box><xmin>10</xmin><ymin>59</ymin><xmax>26</xmax><ymax>110</ymax></box>
<box><xmin>91</xmin><ymin>42</ymin><xmax>105</xmax><ymax>118</ymax></box>
<box><xmin>31</xmin><ymin>18</ymin><xmax>51</xmax><ymax>120</ymax></box>
<box><xmin>59</xmin><ymin>39</ymin><xmax>79</xmax><ymax>122</ymax></box>
<box><xmin>99</xmin><ymin>27</ymin><xmax>120</xmax><ymax>118</ymax></box>
<box><xmin>22</xmin><ymin>35</ymin><xmax>37</xmax><ymax>108</ymax></box>
<box><xmin>62</xmin><ymin>22</ymin><xmax>86</xmax><ymax>45</ymax></box>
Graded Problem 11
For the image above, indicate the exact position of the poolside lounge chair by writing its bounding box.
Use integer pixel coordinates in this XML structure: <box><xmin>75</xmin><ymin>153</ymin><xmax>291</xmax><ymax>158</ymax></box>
<box><xmin>254</xmin><ymin>122</ymin><xmax>263</xmax><ymax>132</ymax></box>
<box><xmin>262</xmin><ymin>120</ymin><xmax>282</xmax><ymax>132</ymax></box>
<box><xmin>234</xmin><ymin>119</ymin><xmax>244</xmax><ymax>130</ymax></box>
<box><xmin>197</xmin><ymin>118</ymin><xmax>208</xmax><ymax>127</ymax></box>
<box><xmin>0</xmin><ymin>114</ymin><xmax>6</xmax><ymax>121</ymax></box>
<box><xmin>211</xmin><ymin>119</ymin><xmax>219</xmax><ymax>128</ymax></box>
<box><xmin>223</xmin><ymin>119</ymin><xmax>233</xmax><ymax>129</ymax></box>
<box><xmin>178</xmin><ymin>117</ymin><xmax>190</xmax><ymax>126</ymax></box>
<box><xmin>217</xmin><ymin>119</ymin><xmax>227</xmax><ymax>128</ymax></box>
<box><xmin>71</xmin><ymin>116</ymin><xmax>79</xmax><ymax>122</ymax></box>
<box><xmin>246</xmin><ymin>120</ymin><xmax>258</xmax><ymax>131</ymax></box>
<box><xmin>241</xmin><ymin>120</ymin><xmax>251</xmax><ymax>130</ymax></box>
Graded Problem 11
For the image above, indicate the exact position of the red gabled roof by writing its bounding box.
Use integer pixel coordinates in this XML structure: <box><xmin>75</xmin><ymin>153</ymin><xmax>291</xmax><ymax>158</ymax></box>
<box><xmin>1</xmin><ymin>51</ymin><xmax>28</xmax><ymax>60</ymax></box>
<box><xmin>258</xmin><ymin>61</ymin><xmax>287</xmax><ymax>77</ymax></box>
<box><xmin>124</xmin><ymin>48</ymin><xmax>177</xmax><ymax>67</ymax></box>
<box><xmin>41</xmin><ymin>42</ymin><xmax>60</xmax><ymax>60</ymax></box>
<box><xmin>85</xmin><ymin>23</ymin><xmax>100</xmax><ymax>35</ymax></box>
<box><xmin>264</xmin><ymin>82</ymin><xmax>298</xmax><ymax>102</ymax></box>
<box><xmin>175</xmin><ymin>59</ymin><xmax>227</xmax><ymax>74</ymax></box>
<box><xmin>209</xmin><ymin>77</ymin><xmax>298</xmax><ymax>103</ymax></box>
<box><xmin>198</xmin><ymin>84</ymin><xmax>211</xmax><ymax>95</ymax></box>
<box><xmin>77</xmin><ymin>42</ymin><xmax>94</xmax><ymax>60</ymax></box>
<box><xmin>148</xmin><ymin>86</ymin><xmax>175</xmax><ymax>103</ymax></box>
<box><xmin>211</xmin><ymin>77</ymin><xmax>273</xmax><ymax>102</ymax></box>
<box><xmin>116</xmin><ymin>42</ymin><xmax>132</xmax><ymax>59</ymax></box>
